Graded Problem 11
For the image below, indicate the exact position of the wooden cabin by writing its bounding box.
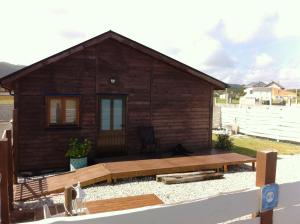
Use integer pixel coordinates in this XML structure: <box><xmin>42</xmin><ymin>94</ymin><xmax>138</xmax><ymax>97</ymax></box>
<box><xmin>0</xmin><ymin>31</ymin><xmax>226</xmax><ymax>172</ymax></box>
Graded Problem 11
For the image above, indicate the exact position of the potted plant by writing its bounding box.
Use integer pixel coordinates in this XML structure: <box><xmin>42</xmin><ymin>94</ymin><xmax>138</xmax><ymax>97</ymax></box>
<box><xmin>215</xmin><ymin>134</ymin><xmax>233</xmax><ymax>151</ymax></box>
<box><xmin>66</xmin><ymin>138</ymin><xmax>91</xmax><ymax>171</ymax></box>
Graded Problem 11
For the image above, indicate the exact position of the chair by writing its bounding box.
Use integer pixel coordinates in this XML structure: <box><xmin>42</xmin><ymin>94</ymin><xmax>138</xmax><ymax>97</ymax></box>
<box><xmin>138</xmin><ymin>126</ymin><xmax>159</xmax><ymax>154</ymax></box>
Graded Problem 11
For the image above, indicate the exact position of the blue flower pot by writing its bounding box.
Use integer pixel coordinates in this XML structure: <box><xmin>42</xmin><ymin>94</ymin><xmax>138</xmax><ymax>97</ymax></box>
<box><xmin>70</xmin><ymin>157</ymin><xmax>88</xmax><ymax>171</ymax></box>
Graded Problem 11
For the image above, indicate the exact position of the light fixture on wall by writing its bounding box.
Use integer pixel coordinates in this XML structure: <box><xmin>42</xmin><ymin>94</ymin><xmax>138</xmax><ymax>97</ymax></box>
<box><xmin>109</xmin><ymin>77</ymin><xmax>117</xmax><ymax>85</ymax></box>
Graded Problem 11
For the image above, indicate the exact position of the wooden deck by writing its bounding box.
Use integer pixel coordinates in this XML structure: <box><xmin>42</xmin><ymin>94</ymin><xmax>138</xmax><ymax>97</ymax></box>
<box><xmin>12</xmin><ymin>194</ymin><xmax>163</xmax><ymax>222</ymax></box>
<box><xmin>14</xmin><ymin>153</ymin><xmax>256</xmax><ymax>201</ymax></box>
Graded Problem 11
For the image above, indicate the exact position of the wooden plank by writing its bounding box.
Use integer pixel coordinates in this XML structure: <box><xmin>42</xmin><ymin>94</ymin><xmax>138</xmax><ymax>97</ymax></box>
<box><xmin>156</xmin><ymin>170</ymin><xmax>215</xmax><ymax>182</ymax></box>
<box><xmin>85</xmin><ymin>194</ymin><xmax>163</xmax><ymax>214</ymax></box>
<box><xmin>161</xmin><ymin>173</ymin><xmax>223</xmax><ymax>184</ymax></box>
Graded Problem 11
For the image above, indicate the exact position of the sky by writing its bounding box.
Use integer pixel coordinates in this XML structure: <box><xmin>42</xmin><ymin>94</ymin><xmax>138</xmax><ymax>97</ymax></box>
<box><xmin>1</xmin><ymin>0</ymin><xmax>300</xmax><ymax>88</ymax></box>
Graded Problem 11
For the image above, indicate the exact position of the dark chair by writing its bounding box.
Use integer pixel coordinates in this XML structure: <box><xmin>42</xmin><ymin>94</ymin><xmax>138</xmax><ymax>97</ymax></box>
<box><xmin>137</xmin><ymin>126</ymin><xmax>159</xmax><ymax>154</ymax></box>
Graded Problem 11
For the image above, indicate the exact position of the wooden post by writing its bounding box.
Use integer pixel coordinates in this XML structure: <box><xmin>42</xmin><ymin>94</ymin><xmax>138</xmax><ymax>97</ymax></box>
<box><xmin>12</xmin><ymin>109</ymin><xmax>18</xmax><ymax>184</ymax></box>
<box><xmin>6</xmin><ymin>130</ymin><xmax>14</xmax><ymax>211</ymax></box>
<box><xmin>0</xmin><ymin>139</ymin><xmax>10</xmax><ymax>224</ymax></box>
<box><xmin>256</xmin><ymin>150</ymin><xmax>277</xmax><ymax>224</ymax></box>
<box><xmin>64</xmin><ymin>186</ymin><xmax>73</xmax><ymax>216</ymax></box>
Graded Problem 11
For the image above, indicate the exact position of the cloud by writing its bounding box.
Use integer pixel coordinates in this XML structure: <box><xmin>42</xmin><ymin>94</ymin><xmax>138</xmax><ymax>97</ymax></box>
<box><xmin>165</xmin><ymin>47</ymin><xmax>181</xmax><ymax>56</ymax></box>
<box><xmin>205</xmin><ymin>49</ymin><xmax>236</xmax><ymax>68</ymax></box>
<box><xmin>255</xmin><ymin>53</ymin><xmax>274</xmax><ymax>67</ymax></box>
<box><xmin>166</xmin><ymin>35</ymin><xmax>222</xmax><ymax>69</ymax></box>
<box><xmin>241</xmin><ymin>59</ymin><xmax>300</xmax><ymax>88</ymax></box>
<box><xmin>49</xmin><ymin>8</ymin><xmax>67</xmax><ymax>16</ymax></box>
<box><xmin>273</xmin><ymin>0</ymin><xmax>300</xmax><ymax>38</ymax></box>
<box><xmin>278</xmin><ymin>60</ymin><xmax>300</xmax><ymax>87</ymax></box>
<box><xmin>60</xmin><ymin>30</ymin><xmax>86</xmax><ymax>39</ymax></box>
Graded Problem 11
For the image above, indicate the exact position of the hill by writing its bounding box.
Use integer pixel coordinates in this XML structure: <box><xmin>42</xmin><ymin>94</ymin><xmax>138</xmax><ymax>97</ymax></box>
<box><xmin>0</xmin><ymin>62</ymin><xmax>25</xmax><ymax>78</ymax></box>
<box><xmin>228</xmin><ymin>83</ymin><xmax>244</xmax><ymax>88</ymax></box>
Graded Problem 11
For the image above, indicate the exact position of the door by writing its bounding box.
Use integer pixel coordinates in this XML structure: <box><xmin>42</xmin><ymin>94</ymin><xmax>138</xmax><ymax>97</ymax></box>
<box><xmin>97</xmin><ymin>95</ymin><xmax>127</xmax><ymax>155</ymax></box>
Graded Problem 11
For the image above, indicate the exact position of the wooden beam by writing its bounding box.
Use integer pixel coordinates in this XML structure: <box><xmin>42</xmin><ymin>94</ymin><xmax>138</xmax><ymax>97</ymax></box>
<box><xmin>0</xmin><ymin>139</ymin><xmax>10</xmax><ymax>224</ymax></box>
<box><xmin>161</xmin><ymin>173</ymin><xmax>223</xmax><ymax>184</ymax></box>
<box><xmin>256</xmin><ymin>150</ymin><xmax>277</xmax><ymax>224</ymax></box>
<box><xmin>208</xmin><ymin>86</ymin><xmax>213</xmax><ymax>148</ymax></box>
<box><xmin>6</xmin><ymin>130</ymin><xmax>14</xmax><ymax>211</ymax></box>
<box><xmin>156</xmin><ymin>170</ymin><xmax>216</xmax><ymax>182</ymax></box>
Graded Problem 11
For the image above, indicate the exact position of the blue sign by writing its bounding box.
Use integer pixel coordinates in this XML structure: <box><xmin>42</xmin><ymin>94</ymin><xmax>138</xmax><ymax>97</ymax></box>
<box><xmin>261</xmin><ymin>184</ymin><xmax>279</xmax><ymax>212</ymax></box>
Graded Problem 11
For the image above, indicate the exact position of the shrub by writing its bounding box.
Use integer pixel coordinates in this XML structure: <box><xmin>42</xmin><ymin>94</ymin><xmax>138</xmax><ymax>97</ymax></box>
<box><xmin>65</xmin><ymin>138</ymin><xmax>91</xmax><ymax>158</ymax></box>
<box><xmin>215</xmin><ymin>134</ymin><xmax>233</xmax><ymax>151</ymax></box>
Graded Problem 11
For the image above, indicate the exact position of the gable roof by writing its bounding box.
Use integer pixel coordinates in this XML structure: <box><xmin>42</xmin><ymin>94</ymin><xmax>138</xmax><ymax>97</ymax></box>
<box><xmin>0</xmin><ymin>30</ymin><xmax>227</xmax><ymax>90</ymax></box>
<box><xmin>265</xmin><ymin>81</ymin><xmax>285</xmax><ymax>89</ymax></box>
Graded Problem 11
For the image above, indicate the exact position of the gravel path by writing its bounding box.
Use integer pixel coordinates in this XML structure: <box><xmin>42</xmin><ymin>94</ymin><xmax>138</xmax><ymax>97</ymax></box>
<box><xmin>16</xmin><ymin>154</ymin><xmax>300</xmax><ymax>210</ymax></box>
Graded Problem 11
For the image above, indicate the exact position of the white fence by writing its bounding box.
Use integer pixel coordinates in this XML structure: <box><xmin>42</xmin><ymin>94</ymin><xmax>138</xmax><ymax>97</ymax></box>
<box><xmin>214</xmin><ymin>105</ymin><xmax>300</xmax><ymax>143</ymax></box>
<box><xmin>27</xmin><ymin>181</ymin><xmax>300</xmax><ymax>224</ymax></box>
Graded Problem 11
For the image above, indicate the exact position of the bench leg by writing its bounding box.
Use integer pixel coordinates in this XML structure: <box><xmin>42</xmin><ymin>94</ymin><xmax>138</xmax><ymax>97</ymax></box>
<box><xmin>252</xmin><ymin>162</ymin><xmax>256</xmax><ymax>171</ymax></box>
<box><xmin>107</xmin><ymin>176</ymin><xmax>112</xmax><ymax>184</ymax></box>
<box><xmin>223</xmin><ymin>165</ymin><xmax>228</xmax><ymax>172</ymax></box>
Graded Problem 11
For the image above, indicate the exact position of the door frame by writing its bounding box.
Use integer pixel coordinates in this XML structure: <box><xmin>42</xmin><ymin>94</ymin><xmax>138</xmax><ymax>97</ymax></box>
<box><xmin>96</xmin><ymin>94</ymin><xmax>128</xmax><ymax>153</ymax></box>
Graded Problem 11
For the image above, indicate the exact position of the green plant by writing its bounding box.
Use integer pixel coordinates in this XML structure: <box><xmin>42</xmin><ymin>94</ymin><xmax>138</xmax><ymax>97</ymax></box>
<box><xmin>65</xmin><ymin>138</ymin><xmax>91</xmax><ymax>158</ymax></box>
<box><xmin>215</xmin><ymin>134</ymin><xmax>233</xmax><ymax>151</ymax></box>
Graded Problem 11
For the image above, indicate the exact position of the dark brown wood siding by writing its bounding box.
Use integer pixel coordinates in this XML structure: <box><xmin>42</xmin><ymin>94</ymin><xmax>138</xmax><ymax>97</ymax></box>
<box><xmin>15</xmin><ymin>38</ymin><xmax>213</xmax><ymax>171</ymax></box>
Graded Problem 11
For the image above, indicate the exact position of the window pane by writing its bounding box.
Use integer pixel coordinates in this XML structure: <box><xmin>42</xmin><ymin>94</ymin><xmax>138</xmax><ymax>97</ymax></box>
<box><xmin>65</xmin><ymin>99</ymin><xmax>77</xmax><ymax>124</ymax></box>
<box><xmin>113</xmin><ymin>99</ymin><xmax>123</xmax><ymax>130</ymax></box>
<box><xmin>50</xmin><ymin>99</ymin><xmax>62</xmax><ymax>124</ymax></box>
<box><xmin>101</xmin><ymin>99</ymin><xmax>111</xmax><ymax>130</ymax></box>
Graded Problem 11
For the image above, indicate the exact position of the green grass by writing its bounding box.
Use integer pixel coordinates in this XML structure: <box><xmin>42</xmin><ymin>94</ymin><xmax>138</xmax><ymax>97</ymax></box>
<box><xmin>212</xmin><ymin>134</ymin><xmax>300</xmax><ymax>157</ymax></box>
<box><xmin>215</xmin><ymin>98</ymin><xmax>239</xmax><ymax>104</ymax></box>
<box><xmin>216</xmin><ymin>98</ymin><xmax>226</xmax><ymax>104</ymax></box>
<box><xmin>0</xmin><ymin>96</ymin><xmax>14</xmax><ymax>104</ymax></box>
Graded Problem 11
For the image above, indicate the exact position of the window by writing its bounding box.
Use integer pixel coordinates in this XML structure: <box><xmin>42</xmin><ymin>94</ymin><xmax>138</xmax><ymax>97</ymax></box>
<box><xmin>100</xmin><ymin>97</ymin><xmax>124</xmax><ymax>131</ymax></box>
<box><xmin>47</xmin><ymin>96</ymin><xmax>80</xmax><ymax>126</ymax></box>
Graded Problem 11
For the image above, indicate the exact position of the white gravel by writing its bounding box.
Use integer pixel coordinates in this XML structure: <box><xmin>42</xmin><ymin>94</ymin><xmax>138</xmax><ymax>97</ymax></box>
<box><xmin>16</xmin><ymin>154</ymin><xmax>300</xmax><ymax>210</ymax></box>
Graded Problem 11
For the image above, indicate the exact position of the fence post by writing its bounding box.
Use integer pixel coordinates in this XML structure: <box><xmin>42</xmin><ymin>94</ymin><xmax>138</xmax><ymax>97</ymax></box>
<box><xmin>6</xmin><ymin>130</ymin><xmax>14</xmax><ymax>211</ymax></box>
<box><xmin>0</xmin><ymin>139</ymin><xmax>10</xmax><ymax>224</ymax></box>
<box><xmin>256</xmin><ymin>150</ymin><xmax>277</xmax><ymax>224</ymax></box>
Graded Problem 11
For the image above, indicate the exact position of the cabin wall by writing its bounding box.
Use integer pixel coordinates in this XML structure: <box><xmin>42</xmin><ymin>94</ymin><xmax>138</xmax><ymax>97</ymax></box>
<box><xmin>151</xmin><ymin>61</ymin><xmax>212</xmax><ymax>150</ymax></box>
<box><xmin>15</xmin><ymin>38</ymin><xmax>213</xmax><ymax>172</ymax></box>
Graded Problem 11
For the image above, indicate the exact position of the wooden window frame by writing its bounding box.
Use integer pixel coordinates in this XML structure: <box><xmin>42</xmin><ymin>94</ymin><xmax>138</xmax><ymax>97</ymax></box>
<box><xmin>46</xmin><ymin>96</ymin><xmax>80</xmax><ymax>127</ymax></box>
<box><xmin>98</xmin><ymin>95</ymin><xmax>127</xmax><ymax>132</ymax></box>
